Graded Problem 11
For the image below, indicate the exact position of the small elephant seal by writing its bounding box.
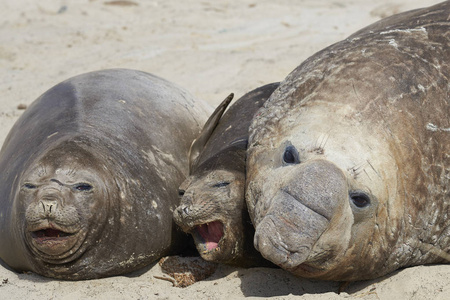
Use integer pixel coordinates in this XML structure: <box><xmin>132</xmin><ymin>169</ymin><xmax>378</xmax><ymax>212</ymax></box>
<box><xmin>247</xmin><ymin>1</ymin><xmax>449</xmax><ymax>281</ymax></box>
<box><xmin>173</xmin><ymin>83</ymin><xmax>279</xmax><ymax>267</ymax></box>
<box><xmin>0</xmin><ymin>69</ymin><xmax>210</xmax><ymax>279</ymax></box>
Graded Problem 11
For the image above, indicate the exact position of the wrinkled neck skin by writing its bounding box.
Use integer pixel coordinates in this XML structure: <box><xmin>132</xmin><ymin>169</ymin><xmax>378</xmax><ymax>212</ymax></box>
<box><xmin>174</xmin><ymin>169</ymin><xmax>248</xmax><ymax>265</ymax></box>
<box><xmin>13</xmin><ymin>148</ymin><xmax>120</xmax><ymax>279</ymax></box>
<box><xmin>247</xmin><ymin>96</ymin><xmax>447</xmax><ymax>280</ymax></box>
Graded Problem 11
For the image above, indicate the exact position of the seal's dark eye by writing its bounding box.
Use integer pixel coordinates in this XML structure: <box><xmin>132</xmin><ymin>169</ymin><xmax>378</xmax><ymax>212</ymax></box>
<box><xmin>73</xmin><ymin>183</ymin><xmax>93</xmax><ymax>192</ymax></box>
<box><xmin>283</xmin><ymin>145</ymin><xmax>300</xmax><ymax>165</ymax></box>
<box><xmin>212</xmin><ymin>181</ymin><xmax>230</xmax><ymax>188</ymax></box>
<box><xmin>350</xmin><ymin>191</ymin><xmax>371</xmax><ymax>208</ymax></box>
<box><xmin>24</xmin><ymin>183</ymin><xmax>37</xmax><ymax>189</ymax></box>
<box><xmin>178</xmin><ymin>189</ymin><xmax>185</xmax><ymax>197</ymax></box>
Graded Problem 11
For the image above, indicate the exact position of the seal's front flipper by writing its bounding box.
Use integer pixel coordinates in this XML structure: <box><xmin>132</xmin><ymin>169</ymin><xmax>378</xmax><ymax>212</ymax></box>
<box><xmin>188</xmin><ymin>93</ymin><xmax>234</xmax><ymax>172</ymax></box>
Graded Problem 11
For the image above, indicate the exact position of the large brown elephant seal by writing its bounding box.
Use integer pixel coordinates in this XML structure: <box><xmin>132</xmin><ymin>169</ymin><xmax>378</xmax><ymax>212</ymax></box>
<box><xmin>0</xmin><ymin>69</ymin><xmax>211</xmax><ymax>279</ymax></box>
<box><xmin>173</xmin><ymin>83</ymin><xmax>279</xmax><ymax>267</ymax></box>
<box><xmin>246</xmin><ymin>1</ymin><xmax>449</xmax><ymax>281</ymax></box>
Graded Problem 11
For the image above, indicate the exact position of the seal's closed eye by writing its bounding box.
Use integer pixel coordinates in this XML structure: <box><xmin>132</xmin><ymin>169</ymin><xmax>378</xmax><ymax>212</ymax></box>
<box><xmin>23</xmin><ymin>183</ymin><xmax>37</xmax><ymax>189</ymax></box>
<box><xmin>73</xmin><ymin>183</ymin><xmax>93</xmax><ymax>192</ymax></box>
<box><xmin>212</xmin><ymin>182</ymin><xmax>230</xmax><ymax>188</ymax></box>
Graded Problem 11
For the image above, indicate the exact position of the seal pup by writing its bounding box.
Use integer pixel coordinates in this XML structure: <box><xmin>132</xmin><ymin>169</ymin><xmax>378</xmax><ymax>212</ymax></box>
<box><xmin>0</xmin><ymin>69</ymin><xmax>211</xmax><ymax>279</ymax></box>
<box><xmin>174</xmin><ymin>83</ymin><xmax>279</xmax><ymax>267</ymax></box>
<box><xmin>247</xmin><ymin>2</ymin><xmax>449</xmax><ymax>281</ymax></box>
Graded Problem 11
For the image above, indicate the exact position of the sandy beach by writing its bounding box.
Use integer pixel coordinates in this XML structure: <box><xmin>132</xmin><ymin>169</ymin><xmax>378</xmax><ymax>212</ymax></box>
<box><xmin>0</xmin><ymin>0</ymin><xmax>448</xmax><ymax>299</ymax></box>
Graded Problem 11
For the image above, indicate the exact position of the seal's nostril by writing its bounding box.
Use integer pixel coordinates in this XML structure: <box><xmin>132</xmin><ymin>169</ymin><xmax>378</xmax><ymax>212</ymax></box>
<box><xmin>183</xmin><ymin>206</ymin><xmax>190</xmax><ymax>216</ymax></box>
<box><xmin>40</xmin><ymin>200</ymin><xmax>58</xmax><ymax>215</ymax></box>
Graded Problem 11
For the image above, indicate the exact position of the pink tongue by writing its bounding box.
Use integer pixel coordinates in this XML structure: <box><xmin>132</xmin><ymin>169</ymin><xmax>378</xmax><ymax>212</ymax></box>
<box><xmin>197</xmin><ymin>221</ymin><xmax>223</xmax><ymax>251</ymax></box>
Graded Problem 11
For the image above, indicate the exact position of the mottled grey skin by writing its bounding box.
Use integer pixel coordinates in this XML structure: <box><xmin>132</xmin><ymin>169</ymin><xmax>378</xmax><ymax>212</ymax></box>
<box><xmin>174</xmin><ymin>83</ymin><xmax>279</xmax><ymax>267</ymax></box>
<box><xmin>0</xmin><ymin>69</ymin><xmax>210</xmax><ymax>280</ymax></box>
<box><xmin>247</xmin><ymin>2</ymin><xmax>449</xmax><ymax>281</ymax></box>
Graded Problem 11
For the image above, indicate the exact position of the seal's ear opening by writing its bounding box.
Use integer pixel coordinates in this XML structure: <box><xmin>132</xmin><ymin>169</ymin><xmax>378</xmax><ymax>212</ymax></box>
<box><xmin>188</xmin><ymin>93</ymin><xmax>234</xmax><ymax>172</ymax></box>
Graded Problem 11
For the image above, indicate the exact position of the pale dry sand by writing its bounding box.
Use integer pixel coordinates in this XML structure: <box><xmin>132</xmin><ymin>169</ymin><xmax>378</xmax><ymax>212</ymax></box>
<box><xmin>0</xmin><ymin>0</ymin><xmax>448</xmax><ymax>299</ymax></box>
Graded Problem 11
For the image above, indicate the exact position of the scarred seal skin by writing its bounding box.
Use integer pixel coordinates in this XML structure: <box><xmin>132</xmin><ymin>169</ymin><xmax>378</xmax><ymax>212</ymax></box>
<box><xmin>246</xmin><ymin>2</ymin><xmax>449</xmax><ymax>281</ymax></box>
<box><xmin>0</xmin><ymin>69</ymin><xmax>210</xmax><ymax>279</ymax></box>
<box><xmin>173</xmin><ymin>83</ymin><xmax>279</xmax><ymax>267</ymax></box>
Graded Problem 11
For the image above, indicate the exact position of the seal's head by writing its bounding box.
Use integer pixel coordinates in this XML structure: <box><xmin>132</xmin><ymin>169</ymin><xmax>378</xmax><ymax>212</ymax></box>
<box><xmin>18</xmin><ymin>140</ymin><xmax>114</xmax><ymax>269</ymax></box>
<box><xmin>174</xmin><ymin>151</ymin><xmax>246</xmax><ymax>264</ymax></box>
<box><xmin>247</xmin><ymin>104</ymin><xmax>391</xmax><ymax>280</ymax></box>
<box><xmin>173</xmin><ymin>85</ymin><xmax>280</xmax><ymax>267</ymax></box>
<box><xmin>247</xmin><ymin>91</ymin><xmax>396</xmax><ymax>279</ymax></box>
<box><xmin>246</xmin><ymin>2</ymin><xmax>449</xmax><ymax>280</ymax></box>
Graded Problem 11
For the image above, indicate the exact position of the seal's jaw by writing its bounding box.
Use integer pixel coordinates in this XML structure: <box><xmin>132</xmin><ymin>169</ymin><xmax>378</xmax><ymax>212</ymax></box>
<box><xmin>28</xmin><ymin>221</ymin><xmax>82</xmax><ymax>258</ymax></box>
<box><xmin>193</xmin><ymin>221</ymin><xmax>224</xmax><ymax>254</ymax></box>
<box><xmin>191</xmin><ymin>217</ymin><xmax>246</xmax><ymax>265</ymax></box>
<box><xmin>31</xmin><ymin>228</ymin><xmax>75</xmax><ymax>241</ymax></box>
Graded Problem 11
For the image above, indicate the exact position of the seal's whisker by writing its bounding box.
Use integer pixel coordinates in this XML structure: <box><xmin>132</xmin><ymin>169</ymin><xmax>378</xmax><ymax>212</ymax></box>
<box><xmin>347</xmin><ymin>161</ymin><xmax>367</xmax><ymax>179</ymax></box>
<box><xmin>417</xmin><ymin>241</ymin><xmax>450</xmax><ymax>262</ymax></box>
<box><xmin>366</xmin><ymin>160</ymin><xmax>381</xmax><ymax>179</ymax></box>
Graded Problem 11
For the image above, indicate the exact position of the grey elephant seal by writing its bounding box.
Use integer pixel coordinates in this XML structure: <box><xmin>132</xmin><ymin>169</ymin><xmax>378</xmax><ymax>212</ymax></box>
<box><xmin>0</xmin><ymin>69</ymin><xmax>210</xmax><ymax>279</ymax></box>
<box><xmin>173</xmin><ymin>83</ymin><xmax>279</xmax><ymax>267</ymax></box>
<box><xmin>246</xmin><ymin>1</ymin><xmax>449</xmax><ymax>281</ymax></box>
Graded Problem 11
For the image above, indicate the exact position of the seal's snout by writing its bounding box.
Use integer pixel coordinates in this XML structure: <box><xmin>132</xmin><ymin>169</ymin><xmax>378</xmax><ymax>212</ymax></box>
<box><xmin>173</xmin><ymin>204</ymin><xmax>196</xmax><ymax>232</ymax></box>
<box><xmin>37</xmin><ymin>188</ymin><xmax>64</xmax><ymax>217</ymax></box>
<box><xmin>253</xmin><ymin>159</ymin><xmax>349</xmax><ymax>269</ymax></box>
<box><xmin>174</xmin><ymin>204</ymin><xmax>191</xmax><ymax>219</ymax></box>
<box><xmin>281</xmin><ymin>159</ymin><xmax>348</xmax><ymax>220</ymax></box>
<box><xmin>39</xmin><ymin>199</ymin><xmax>58</xmax><ymax>216</ymax></box>
<box><xmin>24</xmin><ymin>183</ymin><xmax>84</xmax><ymax>259</ymax></box>
<box><xmin>254</xmin><ymin>198</ymin><xmax>329</xmax><ymax>270</ymax></box>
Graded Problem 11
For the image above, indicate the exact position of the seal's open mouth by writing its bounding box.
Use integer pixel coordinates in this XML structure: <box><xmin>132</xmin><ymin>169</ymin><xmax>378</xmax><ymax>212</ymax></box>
<box><xmin>26</xmin><ymin>220</ymin><xmax>83</xmax><ymax>260</ymax></box>
<box><xmin>31</xmin><ymin>228</ymin><xmax>74</xmax><ymax>243</ymax></box>
<box><xmin>194</xmin><ymin>221</ymin><xmax>224</xmax><ymax>254</ymax></box>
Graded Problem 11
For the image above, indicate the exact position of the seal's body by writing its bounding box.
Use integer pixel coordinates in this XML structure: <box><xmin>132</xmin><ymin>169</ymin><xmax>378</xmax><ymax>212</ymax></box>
<box><xmin>0</xmin><ymin>69</ymin><xmax>210</xmax><ymax>279</ymax></box>
<box><xmin>174</xmin><ymin>83</ymin><xmax>279</xmax><ymax>267</ymax></box>
<box><xmin>247</xmin><ymin>2</ymin><xmax>449</xmax><ymax>281</ymax></box>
